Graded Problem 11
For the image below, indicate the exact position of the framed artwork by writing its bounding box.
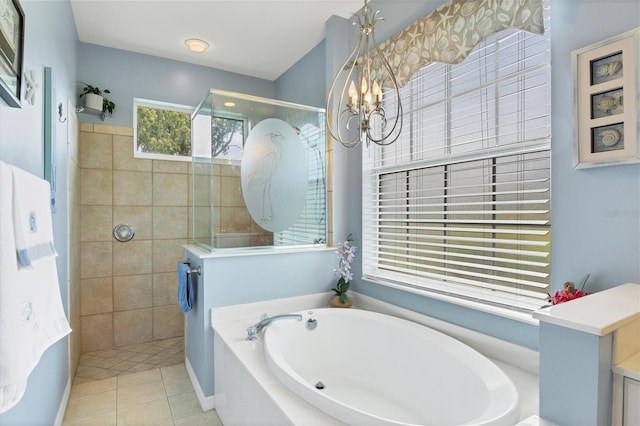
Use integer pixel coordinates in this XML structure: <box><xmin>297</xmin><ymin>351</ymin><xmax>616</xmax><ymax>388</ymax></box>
<box><xmin>572</xmin><ymin>28</ymin><xmax>639</xmax><ymax>168</ymax></box>
<box><xmin>0</xmin><ymin>0</ymin><xmax>24</xmax><ymax>108</ymax></box>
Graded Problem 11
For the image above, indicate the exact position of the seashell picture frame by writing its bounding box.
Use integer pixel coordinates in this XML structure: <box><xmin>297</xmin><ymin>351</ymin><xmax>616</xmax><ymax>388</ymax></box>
<box><xmin>572</xmin><ymin>27</ymin><xmax>639</xmax><ymax>168</ymax></box>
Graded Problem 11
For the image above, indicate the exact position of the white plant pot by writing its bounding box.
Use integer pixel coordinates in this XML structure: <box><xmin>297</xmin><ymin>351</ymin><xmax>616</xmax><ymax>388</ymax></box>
<box><xmin>84</xmin><ymin>93</ymin><xmax>103</xmax><ymax>111</ymax></box>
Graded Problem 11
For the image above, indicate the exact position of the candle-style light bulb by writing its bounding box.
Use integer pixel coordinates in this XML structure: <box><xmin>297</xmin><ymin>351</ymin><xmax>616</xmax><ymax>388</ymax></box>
<box><xmin>372</xmin><ymin>81</ymin><xmax>382</xmax><ymax>104</ymax></box>
<box><xmin>360</xmin><ymin>77</ymin><xmax>368</xmax><ymax>95</ymax></box>
<box><xmin>348</xmin><ymin>81</ymin><xmax>358</xmax><ymax>110</ymax></box>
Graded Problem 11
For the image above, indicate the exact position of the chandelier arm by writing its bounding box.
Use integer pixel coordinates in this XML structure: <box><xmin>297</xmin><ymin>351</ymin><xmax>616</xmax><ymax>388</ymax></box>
<box><xmin>326</xmin><ymin>26</ymin><xmax>366</xmax><ymax>147</ymax></box>
<box><xmin>363</xmin><ymin>32</ymin><xmax>403</xmax><ymax>146</ymax></box>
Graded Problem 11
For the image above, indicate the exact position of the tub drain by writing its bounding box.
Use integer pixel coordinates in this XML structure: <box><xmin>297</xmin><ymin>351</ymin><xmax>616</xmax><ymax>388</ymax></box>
<box><xmin>315</xmin><ymin>381</ymin><xmax>325</xmax><ymax>390</ymax></box>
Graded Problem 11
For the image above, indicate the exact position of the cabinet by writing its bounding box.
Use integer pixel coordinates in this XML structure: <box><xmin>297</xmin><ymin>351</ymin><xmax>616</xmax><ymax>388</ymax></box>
<box><xmin>623</xmin><ymin>377</ymin><xmax>640</xmax><ymax>425</ymax></box>
<box><xmin>612</xmin><ymin>342</ymin><xmax>640</xmax><ymax>425</ymax></box>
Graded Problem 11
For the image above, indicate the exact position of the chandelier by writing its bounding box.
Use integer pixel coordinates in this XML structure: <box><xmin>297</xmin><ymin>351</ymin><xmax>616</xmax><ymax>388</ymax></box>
<box><xmin>326</xmin><ymin>0</ymin><xmax>403</xmax><ymax>148</ymax></box>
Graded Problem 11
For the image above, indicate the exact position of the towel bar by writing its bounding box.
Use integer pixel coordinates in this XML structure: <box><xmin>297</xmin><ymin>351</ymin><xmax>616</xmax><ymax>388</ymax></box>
<box><xmin>184</xmin><ymin>259</ymin><xmax>201</xmax><ymax>276</ymax></box>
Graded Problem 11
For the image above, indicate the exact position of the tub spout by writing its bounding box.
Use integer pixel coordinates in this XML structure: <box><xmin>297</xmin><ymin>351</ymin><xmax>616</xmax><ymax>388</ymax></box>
<box><xmin>245</xmin><ymin>313</ymin><xmax>302</xmax><ymax>340</ymax></box>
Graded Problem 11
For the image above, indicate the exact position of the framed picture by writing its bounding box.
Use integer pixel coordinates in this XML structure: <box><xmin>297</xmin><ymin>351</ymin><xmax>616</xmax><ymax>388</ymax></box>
<box><xmin>572</xmin><ymin>28</ymin><xmax>639</xmax><ymax>168</ymax></box>
<box><xmin>0</xmin><ymin>0</ymin><xmax>23</xmax><ymax>108</ymax></box>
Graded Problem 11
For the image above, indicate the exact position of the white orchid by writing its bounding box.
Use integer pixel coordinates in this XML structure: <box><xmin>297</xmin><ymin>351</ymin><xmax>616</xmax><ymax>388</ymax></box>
<box><xmin>332</xmin><ymin>234</ymin><xmax>357</xmax><ymax>303</ymax></box>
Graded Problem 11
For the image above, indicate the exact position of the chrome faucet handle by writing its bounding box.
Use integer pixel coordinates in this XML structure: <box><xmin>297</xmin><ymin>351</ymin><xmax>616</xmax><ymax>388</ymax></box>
<box><xmin>245</xmin><ymin>325</ymin><xmax>258</xmax><ymax>341</ymax></box>
<box><xmin>245</xmin><ymin>313</ymin><xmax>268</xmax><ymax>340</ymax></box>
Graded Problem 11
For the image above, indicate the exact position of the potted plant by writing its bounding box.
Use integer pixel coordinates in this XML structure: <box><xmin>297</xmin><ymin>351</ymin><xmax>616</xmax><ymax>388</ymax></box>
<box><xmin>79</xmin><ymin>83</ymin><xmax>116</xmax><ymax>115</ymax></box>
<box><xmin>330</xmin><ymin>234</ymin><xmax>357</xmax><ymax>308</ymax></box>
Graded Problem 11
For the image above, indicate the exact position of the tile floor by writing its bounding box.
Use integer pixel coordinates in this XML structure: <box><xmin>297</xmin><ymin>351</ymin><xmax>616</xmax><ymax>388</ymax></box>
<box><xmin>63</xmin><ymin>338</ymin><xmax>223</xmax><ymax>425</ymax></box>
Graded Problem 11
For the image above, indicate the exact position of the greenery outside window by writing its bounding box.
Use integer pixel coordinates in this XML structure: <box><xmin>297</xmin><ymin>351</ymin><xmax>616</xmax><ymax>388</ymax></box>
<box><xmin>134</xmin><ymin>98</ymin><xmax>193</xmax><ymax>161</ymax></box>
<box><xmin>191</xmin><ymin>111</ymin><xmax>246</xmax><ymax>163</ymax></box>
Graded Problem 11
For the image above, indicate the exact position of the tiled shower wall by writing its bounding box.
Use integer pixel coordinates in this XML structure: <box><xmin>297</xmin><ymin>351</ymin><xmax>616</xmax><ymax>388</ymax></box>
<box><xmin>79</xmin><ymin>123</ymin><xmax>189</xmax><ymax>352</ymax></box>
<box><xmin>69</xmin><ymin>113</ymin><xmax>82</xmax><ymax>375</ymax></box>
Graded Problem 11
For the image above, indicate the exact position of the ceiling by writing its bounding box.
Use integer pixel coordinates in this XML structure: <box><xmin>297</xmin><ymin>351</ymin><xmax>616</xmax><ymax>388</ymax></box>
<box><xmin>70</xmin><ymin>0</ymin><xmax>363</xmax><ymax>81</ymax></box>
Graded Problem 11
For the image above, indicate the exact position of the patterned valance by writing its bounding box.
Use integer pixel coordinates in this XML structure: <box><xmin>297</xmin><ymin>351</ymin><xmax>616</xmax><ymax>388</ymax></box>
<box><xmin>368</xmin><ymin>0</ymin><xmax>545</xmax><ymax>88</ymax></box>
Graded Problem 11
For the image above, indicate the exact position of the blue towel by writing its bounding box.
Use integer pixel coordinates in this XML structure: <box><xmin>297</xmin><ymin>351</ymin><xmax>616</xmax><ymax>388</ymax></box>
<box><xmin>177</xmin><ymin>262</ymin><xmax>194</xmax><ymax>313</ymax></box>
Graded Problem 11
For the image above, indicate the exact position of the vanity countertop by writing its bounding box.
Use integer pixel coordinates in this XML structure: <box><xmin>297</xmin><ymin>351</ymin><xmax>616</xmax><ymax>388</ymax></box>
<box><xmin>532</xmin><ymin>283</ymin><xmax>640</xmax><ymax>336</ymax></box>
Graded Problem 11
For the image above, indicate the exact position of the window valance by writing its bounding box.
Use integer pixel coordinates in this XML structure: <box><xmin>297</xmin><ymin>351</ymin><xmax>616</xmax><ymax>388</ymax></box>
<box><xmin>368</xmin><ymin>0</ymin><xmax>545</xmax><ymax>88</ymax></box>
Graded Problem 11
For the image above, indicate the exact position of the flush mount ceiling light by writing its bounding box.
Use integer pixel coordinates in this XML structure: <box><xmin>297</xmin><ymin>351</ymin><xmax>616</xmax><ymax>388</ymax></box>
<box><xmin>326</xmin><ymin>0</ymin><xmax>402</xmax><ymax>148</ymax></box>
<box><xmin>185</xmin><ymin>38</ymin><xmax>210</xmax><ymax>53</ymax></box>
<box><xmin>223</xmin><ymin>101</ymin><xmax>236</xmax><ymax>107</ymax></box>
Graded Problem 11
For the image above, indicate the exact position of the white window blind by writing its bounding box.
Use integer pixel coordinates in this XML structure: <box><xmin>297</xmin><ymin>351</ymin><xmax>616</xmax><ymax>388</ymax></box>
<box><xmin>275</xmin><ymin>121</ymin><xmax>327</xmax><ymax>246</ymax></box>
<box><xmin>362</xmin><ymin>9</ymin><xmax>551</xmax><ymax>312</ymax></box>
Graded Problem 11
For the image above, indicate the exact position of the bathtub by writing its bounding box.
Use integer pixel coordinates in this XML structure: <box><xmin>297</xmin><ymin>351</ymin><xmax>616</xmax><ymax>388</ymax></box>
<box><xmin>263</xmin><ymin>308</ymin><xmax>520</xmax><ymax>426</ymax></box>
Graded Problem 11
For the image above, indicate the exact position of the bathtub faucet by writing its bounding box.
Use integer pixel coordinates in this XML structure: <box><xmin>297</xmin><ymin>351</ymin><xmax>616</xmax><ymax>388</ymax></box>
<box><xmin>245</xmin><ymin>313</ymin><xmax>303</xmax><ymax>340</ymax></box>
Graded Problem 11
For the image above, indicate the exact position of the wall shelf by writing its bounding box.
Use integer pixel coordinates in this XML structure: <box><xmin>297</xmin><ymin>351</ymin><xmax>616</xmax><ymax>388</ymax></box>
<box><xmin>76</xmin><ymin>105</ymin><xmax>106</xmax><ymax>121</ymax></box>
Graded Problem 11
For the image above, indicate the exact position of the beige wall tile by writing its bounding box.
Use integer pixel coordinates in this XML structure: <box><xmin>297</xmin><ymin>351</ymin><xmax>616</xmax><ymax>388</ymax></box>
<box><xmin>114</xmin><ymin>309</ymin><xmax>152</xmax><ymax>347</ymax></box>
<box><xmin>152</xmin><ymin>239</ymin><xmax>187</xmax><ymax>273</ymax></box>
<box><xmin>113</xmin><ymin>240</ymin><xmax>152</xmax><ymax>276</ymax></box>
<box><xmin>79</xmin><ymin>122</ymin><xmax>94</xmax><ymax>132</ymax></box>
<box><xmin>93</xmin><ymin>124</ymin><xmax>133</xmax><ymax>136</ymax></box>
<box><xmin>113</xmin><ymin>135</ymin><xmax>152</xmax><ymax>172</ymax></box>
<box><xmin>220</xmin><ymin>164</ymin><xmax>239</xmax><ymax>177</ymax></box>
<box><xmin>152</xmin><ymin>272</ymin><xmax>177</xmax><ymax>307</ymax></box>
<box><xmin>153</xmin><ymin>306</ymin><xmax>184</xmax><ymax>340</ymax></box>
<box><xmin>153</xmin><ymin>160</ymin><xmax>189</xmax><ymax>174</ymax></box>
<box><xmin>81</xmin><ymin>205</ymin><xmax>112</xmax><ymax>242</ymax></box>
<box><xmin>80</xmin><ymin>131</ymin><xmax>113</xmax><ymax>170</ymax></box>
<box><xmin>113</xmin><ymin>170</ymin><xmax>152</xmax><ymax>206</ymax></box>
<box><xmin>81</xmin><ymin>313</ymin><xmax>113</xmax><ymax>352</ymax></box>
<box><xmin>80</xmin><ymin>241</ymin><xmax>112</xmax><ymax>279</ymax></box>
<box><xmin>81</xmin><ymin>277</ymin><xmax>113</xmax><ymax>316</ymax></box>
<box><xmin>69</xmin><ymin>288</ymin><xmax>82</xmax><ymax>375</ymax></box>
<box><xmin>113</xmin><ymin>274</ymin><xmax>152</xmax><ymax>311</ymax></box>
<box><xmin>112</xmin><ymin>206</ymin><xmax>152</xmax><ymax>240</ymax></box>
<box><xmin>192</xmin><ymin>207</ymin><xmax>212</xmax><ymax>246</ymax></box>
<box><xmin>220</xmin><ymin>175</ymin><xmax>244</xmax><ymax>207</ymax></box>
<box><xmin>153</xmin><ymin>207</ymin><xmax>188</xmax><ymax>240</ymax></box>
<box><xmin>80</xmin><ymin>169</ymin><xmax>112</xmax><ymax>205</ymax></box>
<box><xmin>192</xmin><ymin>173</ymin><xmax>213</xmax><ymax>207</ymax></box>
<box><xmin>219</xmin><ymin>206</ymin><xmax>251</xmax><ymax>233</ymax></box>
<box><xmin>153</xmin><ymin>173</ymin><xmax>188</xmax><ymax>206</ymax></box>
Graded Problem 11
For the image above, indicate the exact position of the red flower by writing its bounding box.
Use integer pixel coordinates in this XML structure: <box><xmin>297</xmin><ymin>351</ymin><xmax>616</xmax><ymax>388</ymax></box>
<box><xmin>547</xmin><ymin>281</ymin><xmax>589</xmax><ymax>305</ymax></box>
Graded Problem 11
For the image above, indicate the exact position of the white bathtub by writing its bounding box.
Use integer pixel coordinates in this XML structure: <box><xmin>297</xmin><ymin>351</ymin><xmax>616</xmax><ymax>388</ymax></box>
<box><xmin>263</xmin><ymin>308</ymin><xmax>520</xmax><ymax>426</ymax></box>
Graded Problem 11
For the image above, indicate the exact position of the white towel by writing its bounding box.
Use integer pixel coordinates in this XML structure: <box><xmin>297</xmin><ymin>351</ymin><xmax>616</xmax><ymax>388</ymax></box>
<box><xmin>0</xmin><ymin>161</ymin><xmax>71</xmax><ymax>414</ymax></box>
<box><xmin>11</xmin><ymin>165</ymin><xmax>57</xmax><ymax>267</ymax></box>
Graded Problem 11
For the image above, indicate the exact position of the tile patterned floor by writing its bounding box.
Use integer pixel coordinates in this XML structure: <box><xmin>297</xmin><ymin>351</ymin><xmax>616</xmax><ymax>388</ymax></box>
<box><xmin>74</xmin><ymin>337</ymin><xmax>187</xmax><ymax>385</ymax></box>
<box><xmin>64</xmin><ymin>338</ymin><xmax>223</xmax><ymax>425</ymax></box>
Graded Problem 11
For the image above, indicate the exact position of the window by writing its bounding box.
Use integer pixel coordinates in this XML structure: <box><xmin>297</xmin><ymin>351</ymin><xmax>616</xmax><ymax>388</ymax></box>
<box><xmin>362</xmin><ymin>15</ymin><xmax>551</xmax><ymax>312</ymax></box>
<box><xmin>134</xmin><ymin>99</ymin><xmax>193</xmax><ymax>161</ymax></box>
<box><xmin>191</xmin><ymin>110</ymin><xmax>246</xmax><ymax>163</ymax></box>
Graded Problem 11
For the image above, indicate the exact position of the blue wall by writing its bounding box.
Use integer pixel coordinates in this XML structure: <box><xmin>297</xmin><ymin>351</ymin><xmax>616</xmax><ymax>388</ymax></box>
<box><xmin>0</xmin><ymin>0</ymin><xmax>78</xmax><ymax>424</ymax></box>
<box><xmin>77</xmin><ymin>42</ymin><xmax>276</xmax><ymax>127</ymax></box>
<box><xmin>275</xmin><ymin>39</ymin><xmax>326</xmax><ymax>108</ymax></box>
<box><xmin>550</xmin><ymin>1</ymin><xmax>640</xmax><ymax>290</ymax></box>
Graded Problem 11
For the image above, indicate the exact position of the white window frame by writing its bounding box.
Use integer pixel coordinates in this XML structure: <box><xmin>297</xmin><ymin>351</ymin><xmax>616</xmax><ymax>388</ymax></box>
<box><xmin>134</xmin><ymin>98</ymin><xmax>194</xmax><ymax>162</ymax></box>
<box><xmin>362</xmin><ymin>10</ymin><xmax>551</xmax><ymax>315</ymax></box>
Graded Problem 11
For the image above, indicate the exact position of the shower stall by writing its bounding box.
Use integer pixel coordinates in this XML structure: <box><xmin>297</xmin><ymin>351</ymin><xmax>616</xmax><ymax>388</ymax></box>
<box><xmin>191</xmin><ymin>89</ymin><xmax>327</xmax><ymax>251</ymax></box>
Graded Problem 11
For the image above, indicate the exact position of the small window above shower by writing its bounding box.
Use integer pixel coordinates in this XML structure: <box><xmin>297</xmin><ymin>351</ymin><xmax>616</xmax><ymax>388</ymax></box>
<box><xmin>133</xmin><ymin>98</ymin><xmax>194</xmax><ymax>162</ymax></box>
<box><xmin>191</xmin><ymin>89</ymin><xmax>328</xmax><ymax>251</ymax></box>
